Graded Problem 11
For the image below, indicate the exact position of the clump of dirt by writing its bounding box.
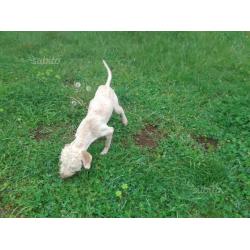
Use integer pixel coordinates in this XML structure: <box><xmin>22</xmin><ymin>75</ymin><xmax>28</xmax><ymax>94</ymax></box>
<box><xmin>134</xmin><ymin>124</ymin><xmax>164</xmax><ymax>148</ymax></box>
<box><xmin>192</xmin><ymin>134</ymin><xmax>218</xmax><ymax>150</ymax></box>
<box><xmin>32</xmin><ymin>126</ymin><xmax>51</xmax><ymax>141</ymax></box>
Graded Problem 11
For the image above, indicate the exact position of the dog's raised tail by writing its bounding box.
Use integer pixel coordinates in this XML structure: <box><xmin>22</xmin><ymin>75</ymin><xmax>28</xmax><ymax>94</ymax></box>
<box><xmin>103</xmin><ymin>59</ymin><xmax>112</xmax><ymax>87</ymax></box>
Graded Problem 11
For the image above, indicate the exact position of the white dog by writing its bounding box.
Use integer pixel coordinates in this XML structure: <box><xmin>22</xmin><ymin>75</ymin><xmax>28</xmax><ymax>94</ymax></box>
<box><xmin>59</xmin><ymin>60</ymin><xmax>128</xmax><ymax>179</ymax></box>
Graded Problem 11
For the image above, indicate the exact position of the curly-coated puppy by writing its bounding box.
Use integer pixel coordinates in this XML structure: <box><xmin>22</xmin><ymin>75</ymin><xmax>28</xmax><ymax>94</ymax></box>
<box><xmin>59</xmin><ymin>60</ymin><xmax>128</xmax><ymax>178</ymax></box>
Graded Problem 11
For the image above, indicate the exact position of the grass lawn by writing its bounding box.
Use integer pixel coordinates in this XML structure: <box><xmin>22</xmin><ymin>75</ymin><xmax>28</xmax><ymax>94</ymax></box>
<box><xmin>0</xmin><ymin>32</ymin><xmax>249</xmax><ymax>217</ymax></box>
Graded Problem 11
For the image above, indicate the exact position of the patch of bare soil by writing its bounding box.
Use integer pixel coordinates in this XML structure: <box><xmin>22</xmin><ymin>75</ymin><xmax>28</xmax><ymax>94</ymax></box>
<box><xmin>192</xmin><ymin>135</ymin><xmax>218</xmax><ymax>150</ymax></box>
<box><xmin>134</xmin><ymin>124</ymin><xmax>164</xmax><ymax>148</ymax></box>
<box><xmin>32</xmin><ymin>123</ymin><xmax>76</xmax><ymax>142</ymax></box>
<box><xmin>32</xmin><ymin>126</ymin><xmax>51</xmax><ymax>141</ymax></box>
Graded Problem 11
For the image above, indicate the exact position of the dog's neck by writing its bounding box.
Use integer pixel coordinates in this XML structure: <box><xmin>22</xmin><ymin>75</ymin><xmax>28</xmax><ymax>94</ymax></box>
<box><xmin>71</xmin><ymin>118</ymin><xmax>92</xmax><ymax>151</ymax></box>
<box><xmin>72</xmin><ymin>125</ymin><xmax>97</xmax><ymax>152</ymax></box>
<box><xmin>71</xmin><ymin>136</ymin><xmax>91</xmax><ymax>151</ymax></box>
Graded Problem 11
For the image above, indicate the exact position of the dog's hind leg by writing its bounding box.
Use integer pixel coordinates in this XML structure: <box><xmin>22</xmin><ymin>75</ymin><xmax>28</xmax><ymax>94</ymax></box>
<box><xmin>113</xmin><ymin>94</ymin><xmax>128</xmax><ymax>126</ymax></box>
<box><xmin>99</xmin><ymin>126</ymin><xmax>114</xmax><ymax>155</ymax></box>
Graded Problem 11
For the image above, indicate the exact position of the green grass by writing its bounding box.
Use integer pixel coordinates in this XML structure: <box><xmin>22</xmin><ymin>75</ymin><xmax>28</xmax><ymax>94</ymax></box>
<box><xmin>0</xmin><ymin>32</ymin><xmax>249</xmax><ymax>217</ymax></box>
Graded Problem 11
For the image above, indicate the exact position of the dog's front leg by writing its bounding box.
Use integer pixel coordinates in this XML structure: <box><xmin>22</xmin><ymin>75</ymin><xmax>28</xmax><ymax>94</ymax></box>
<box><xmin>100</xmin><ymin>126</ymin><xmax>114</xmax><ymax>155</ymax></box>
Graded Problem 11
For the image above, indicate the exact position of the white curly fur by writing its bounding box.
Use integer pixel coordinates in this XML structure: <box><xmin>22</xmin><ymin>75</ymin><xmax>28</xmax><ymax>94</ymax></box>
<box><xmin>59</xmin><ymin>60</ymin><xmax>128</xmax><ymax>179</ymax></box>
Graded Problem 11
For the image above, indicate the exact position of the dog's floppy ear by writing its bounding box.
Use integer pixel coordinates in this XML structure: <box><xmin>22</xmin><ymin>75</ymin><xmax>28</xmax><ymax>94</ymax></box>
<box><xmin>81</xmin><ymin>151</ymin><xmax>92</xmax><ymax>169</ymax></box>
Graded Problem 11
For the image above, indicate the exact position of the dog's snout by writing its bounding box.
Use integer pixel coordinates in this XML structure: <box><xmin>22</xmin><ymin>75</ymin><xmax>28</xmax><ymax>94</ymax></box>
<box><xmin>59</xmin><ymin>170</ymin><xmax>71</xmax><ymax>179</ymax></box>
<box><xmin>60</xmin><ymin>172</ymin><xmax>67</xmax><ymax>179</ymax></box>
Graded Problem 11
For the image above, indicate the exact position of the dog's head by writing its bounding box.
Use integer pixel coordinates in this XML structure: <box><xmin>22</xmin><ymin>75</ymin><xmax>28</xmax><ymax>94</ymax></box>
<box><xmin>59</xmin><ymin>144</ymin><xmax>92</xmax><ymax>179</ymax></box>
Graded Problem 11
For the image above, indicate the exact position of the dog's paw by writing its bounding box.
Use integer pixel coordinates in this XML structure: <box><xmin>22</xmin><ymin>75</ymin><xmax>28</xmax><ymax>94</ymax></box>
<box><xmin>100</xmin><ymin>148</ymin><xmax>108</xmax><ymax>155</ymax></box>
<box><xmin>122</xmin><ymin>117</ymin><xmax>128</xmax><ymax>126</ymax></box>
